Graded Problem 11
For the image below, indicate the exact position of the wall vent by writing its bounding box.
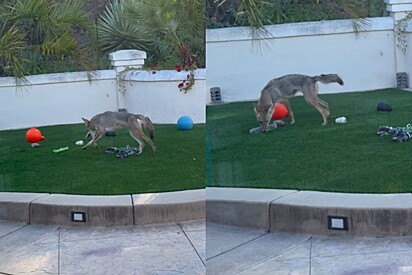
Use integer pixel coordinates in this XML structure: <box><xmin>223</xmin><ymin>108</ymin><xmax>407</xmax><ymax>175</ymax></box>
<box><xmin>396</xmin><ymin>72</ymin><xmax>408</xmax><ymax>89</ymax></box>
<box><xmin>210</xmin><ymin>87</ymin><xmax>222</xmax><ymax>104</ymax></box>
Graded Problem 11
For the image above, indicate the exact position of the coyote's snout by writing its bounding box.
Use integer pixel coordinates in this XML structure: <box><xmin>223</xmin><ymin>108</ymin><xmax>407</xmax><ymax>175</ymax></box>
<box><xmin>254</xmin><ymin>74</ymin><xmax>344</xmax><ymax>132</ymax></box>
<box><xmin>82</xmin><ymin>111</ymin><xmax>157</xmax><ymax>155</ymax></box>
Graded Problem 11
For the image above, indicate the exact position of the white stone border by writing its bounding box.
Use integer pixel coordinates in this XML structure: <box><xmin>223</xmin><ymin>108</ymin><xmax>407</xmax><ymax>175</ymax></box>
<box><xmin>0</xmin><ymin>70</ymin><xmax>116</xmax><ymax>88</ymax></box>
<box><xmin>206</xmin><ymin>17</ymin><xmax>394</xmax><ymax>42</ymax></box>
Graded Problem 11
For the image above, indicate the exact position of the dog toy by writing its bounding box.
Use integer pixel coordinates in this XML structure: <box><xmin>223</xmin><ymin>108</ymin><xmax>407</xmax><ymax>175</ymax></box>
<box><xmin>53</xmin><ymin>147</ymin><xmax>69</xmax><ymax>153</ymax></box>
<box><xmin>335</xmin><ymin>117</ymin><xmax>347</xmax><ymax>123</ymax></box>
<box><xmin>26</xmin><ymin>128</ymin><xmax>45</xmax><ymax>144</ymax></box>
<box><xmin>377</xmin><ymin>124</ymin><xmax>412</xmax><ymax>142</ymax></box>
<box><xmin>377</xmin><ymin>103</ymin><xmax>392</xmax><ymax>112</ymax></box>
<box><xmin>250</xmin><ymin>120</ymin><xmax>287</xmax><ymax>134</ymax></box>
<box><xmin>75</xmin><ymin>140</ymin><xmax>84</xmax><ymax>146</ymax></box>
<box><xmin>177</xmin><ymin>116</ymin><xmax>193</xmax><ymax>130</ymax></box>
<box><xmin>105</xmin><ymin>131</ymin><xmax>116</xmax><ymax>137</ymax></box>
<box><xmin>105</xmin><ymin>145</ymin><xmax>140</xmax><ymax>158</ymax></box>
<box><xmin>272</xmin><ymin>104</ymin><xmax>289</xmax><ymax>120</ymax></box>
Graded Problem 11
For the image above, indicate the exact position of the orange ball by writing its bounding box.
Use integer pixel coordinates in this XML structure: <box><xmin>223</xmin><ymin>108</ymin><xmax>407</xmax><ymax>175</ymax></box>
<box><xmin>272</xmin><ymin>104</ymin><xmax>289</xmax><ymax>120</ymax></box>
<box><xmin>26</xmin><ymin>128</ymin><xmax>45</xmax><ymax>143</ymax></box>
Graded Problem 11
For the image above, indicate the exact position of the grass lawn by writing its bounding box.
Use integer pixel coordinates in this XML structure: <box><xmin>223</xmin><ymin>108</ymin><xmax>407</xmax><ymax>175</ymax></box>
<box><xmin>206</xmin><ymin>88</ymin><xmax>412</xmax><ymax>194</ymax></box>
<box><xmin>0</xmin><ymin>123</ymin><xmax>205</xmax><ymax>195</ymax></box>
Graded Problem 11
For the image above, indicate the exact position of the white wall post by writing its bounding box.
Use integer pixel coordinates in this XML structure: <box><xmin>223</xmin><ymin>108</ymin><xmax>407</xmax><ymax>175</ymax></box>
<box><xmin>109</xmin><ymin>49</ymin><xmax>147</xmax><ymax>111</ymax></box>
<box><xmin>385</xmin><ymin>0</ymin><xmax>412</xmax><ymax>75</ymax></box>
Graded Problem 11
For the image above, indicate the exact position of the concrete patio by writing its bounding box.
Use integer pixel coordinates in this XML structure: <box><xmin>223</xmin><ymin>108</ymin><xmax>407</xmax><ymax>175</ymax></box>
<box><xmin>0</xmin><ymin>219</ymin><xmax>205</xmax><ymax>275</ymax></box>
<box><xmin>207</xmin><ymin>222</ymin><xmax>412</xmax><ymax>275</ymax></box>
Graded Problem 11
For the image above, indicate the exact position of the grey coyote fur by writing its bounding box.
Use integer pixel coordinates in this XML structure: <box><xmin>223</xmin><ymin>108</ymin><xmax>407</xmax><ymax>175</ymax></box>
<box><xmin>254</xmin><ymin>74</ymin><xmax>344</xmax><ymax>132</ymax></box>
<box><xmin>81</xmin><ymin>111</ymin><xmax>157</xmax><ymax>155</ymax></box>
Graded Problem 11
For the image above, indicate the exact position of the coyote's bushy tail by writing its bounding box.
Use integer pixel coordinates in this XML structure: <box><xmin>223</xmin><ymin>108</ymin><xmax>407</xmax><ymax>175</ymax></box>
<box><xmin>133</xmin><ymin>114</ymin><xmax>155</xmax><ymax>140</ymax></box>
<box><xmin>144</xmin><ymin>117</ymin><xmax>155</xmax><ymax>140</ymax></box>
<box><xmin>313</xmin><ymin>74</ymin><xmax>344</xmax><ymax>86</ymax></box>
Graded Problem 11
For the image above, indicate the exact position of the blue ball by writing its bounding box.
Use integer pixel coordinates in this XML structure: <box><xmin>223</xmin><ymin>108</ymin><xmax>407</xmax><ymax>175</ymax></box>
<box><xmin>177</xmin><ymin>116</ymin><xmax>193</xmax><ymax>130</ymax></box>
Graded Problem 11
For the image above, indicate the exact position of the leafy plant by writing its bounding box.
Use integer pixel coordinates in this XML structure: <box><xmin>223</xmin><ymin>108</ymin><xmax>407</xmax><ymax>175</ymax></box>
<box><xmin>0</xmin><ymin>23</ymin><xmax>27</xmax><ymax>79</ymax></box>
<box><xmin>176</xmin><ymin>64</ymin><xmax>197</xmax><ymax>93</ymax></box>
<box><xmin>395</xmin><ymin>12</ymin><xmax>412</xmax><ymax>53</ymax></box>
<box><xmin>0</xmin><ymin>0</ymin><xmax>97</xmax><ymax>78</ymax></box>
<box><xmin>98</xmin><ymin>0</ymin><xmax>205</xmax><ymax>69</ymax></box>
<box><xmin>207</xmin><ymin>0</ymin><xmax>386</xmax><ymax>36</ymax></box>
<box><xmin>97</xmin><ymin>0</ymin><xmax>150</xmax><ymax>53</ymax></box>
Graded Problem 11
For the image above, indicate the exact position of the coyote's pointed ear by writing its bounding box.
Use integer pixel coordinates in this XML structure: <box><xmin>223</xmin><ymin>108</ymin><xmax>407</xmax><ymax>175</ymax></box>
<box><xmin>253</xmin><ymin>103</ymin><xmax>258</xmax><ymax>113</ymax></box>
<box><xmin>263</xmin><ymin>103</ymin><xmax>273</xmax><ymax>112</ymax></box>
<box><xmin>81</xmin><ymin>118</ymin><xmax>89</xmax><ymax>126</ymax></box>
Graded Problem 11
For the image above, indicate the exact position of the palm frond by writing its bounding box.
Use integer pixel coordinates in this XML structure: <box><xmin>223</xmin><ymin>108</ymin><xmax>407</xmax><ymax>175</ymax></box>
<box><xmin>1</xmin><ymin>0</ymin><xmax>97</xmax><ymax>77</ymax></box>
<box><xmin>122</xmin><ymin>0</ymin><xmax>204</xmax><ymax>66</ymax></box>
<box><xmin>123</xmin><ymin>0</ymin><xmax>164</xmax><ymax>31</ymax></box>
<box><xmin>41</xmin><ymin>31</ymin><xmax>80</xmax><ymax>59</ymax></box>
<box><xmin>97</xmin><ymin>0</ymin><xmax>150</xmax><ymax>52</ymax></box>
<box><xmin>217</xmin><ymin>0</ymin><xmax>273</xmax><ymax>40</ymax></box>
<box><xmin>0</xmin><ymin>24</ymin><xmax>28</xmax><ymax>79</ymax></box>
<box><xmin>336</xmin><ymin>0</ymin><xmax>371</xmax><ymax>33</ymax></box>
<box><xmin>49</xmin><ymin>0</ymin><xmax>94</xmax><ymax>33</ymax></box>
<box><xmin>8</xmin><ymin>0</ymin><xmax>52</xmax><ymax>44</ymax></box>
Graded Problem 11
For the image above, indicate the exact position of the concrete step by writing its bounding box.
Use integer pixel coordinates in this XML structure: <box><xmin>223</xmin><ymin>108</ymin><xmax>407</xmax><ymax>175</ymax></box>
<box><xmin>207</xmin><ymin>187</ymin><xmax>412</xmax><ymax>237</ymax></box>
<box><xmin>0</xmin><ymin>189</ymin><xmax>205</xmax><ymax>226</ymax></box>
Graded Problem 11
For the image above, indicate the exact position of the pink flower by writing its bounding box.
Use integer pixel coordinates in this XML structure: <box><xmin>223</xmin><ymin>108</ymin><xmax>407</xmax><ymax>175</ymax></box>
<box><xmin>175</xmin><ymin>65</ymin><xmax>181</xmax><ymax>72</ymax></box>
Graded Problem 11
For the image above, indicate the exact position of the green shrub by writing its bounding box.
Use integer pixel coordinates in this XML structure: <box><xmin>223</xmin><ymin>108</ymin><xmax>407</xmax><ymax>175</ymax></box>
<box><xmin>0</xmin><ymin>0</ymin><xmax>97</xmax><ymax>78</ymax></box>
<box><xmin>206</xmin><ymin>0</ymin><xmax>387</xmax><ymax>29</ymax></box>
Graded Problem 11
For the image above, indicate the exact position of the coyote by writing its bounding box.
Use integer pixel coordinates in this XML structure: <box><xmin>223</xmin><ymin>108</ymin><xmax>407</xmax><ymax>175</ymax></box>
<box><xmin>81</xmin><ymin>111</ymin><xmax>157</xmax><ymax>155</ymax></box>
<box><xmin>254</xmin><ymin>74</ymin><xmax>344</xmax><ymax>132</ymax></box>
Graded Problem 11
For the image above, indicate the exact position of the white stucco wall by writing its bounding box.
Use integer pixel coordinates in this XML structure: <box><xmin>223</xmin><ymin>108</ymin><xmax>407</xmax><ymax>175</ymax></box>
<box><xmin>123</xmin><ymin>69</ymin><xmax>206</xmax><ymax>124</ymax></box>
<box><xmin>403</xmin><ymin>21</ymin><xmax>412</xmax><ymax>80</ymax></box>
<box><xmin>0</xmin><ymin>71</ymin><xmax>117</xmax><ymax>130</ymax></box>
<box><xmin>0</xmin><ymin>69</ymin><xmax>206</xmax><ymax>130</ymax></box>
<box><xmin>206</xmin><ymin>17</ymin><xmax>397</xmax><ymax>103</ymax></box>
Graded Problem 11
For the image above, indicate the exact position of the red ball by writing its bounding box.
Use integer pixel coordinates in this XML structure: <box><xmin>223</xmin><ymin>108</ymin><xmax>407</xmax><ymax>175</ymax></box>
<box><xmin>26</xmin><ymin>128</ymin><xmax>45</xmax><ymax>143</ymax></box>
<box><xmin>272</xmin><ymin>104</ymin><xmax>289</xmax><ymax>120</ymax></box>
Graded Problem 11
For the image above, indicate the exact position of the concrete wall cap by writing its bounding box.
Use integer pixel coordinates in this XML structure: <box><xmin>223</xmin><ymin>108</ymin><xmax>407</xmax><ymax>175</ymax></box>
<box><xmin>206</xmin><ymin>17</ymin><xmax>393</xmax><ymax>42</ymax></box>
<box><xmin>272</xmin><ymin>191</ymin><xmax>412</xmax><ymax>208</ymax></box>
<box><xmin>133</xmin><ymin>189</ymin><xmax>205</xmax><ymax>204</ymax></box>
<box><xmin>31</xmin><ymin>194</ymin><xmax>132</xmax><ymax>206</ymax></box>
<box><xmin>207</xmin><ymin>187</ymin><xmax>297</xmax><ymax>203</ymax></box>
<box><xmin>0</xmin><ymin>192</ymin><xmax>49</xmax><ymax>203</ymax></box>
<box><xmin>384</xmin><ymin>0</ymin><xmax>412</xmax><ymax>5</ymax></box>
<box><xmin>109</xmin><ymin>50</ymin><xmax>147</xmax><ymax>61</ymax></box>
<box><xmin>0</xmin><ymin>70</ymin><xmax>116</xmax><ymax>88</ymax></box>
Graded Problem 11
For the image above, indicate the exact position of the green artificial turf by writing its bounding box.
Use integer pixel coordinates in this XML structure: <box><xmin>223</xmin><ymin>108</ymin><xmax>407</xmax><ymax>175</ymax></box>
<box><xmin>206</xmin><ymin>88</ymin><xmax>412</xmax><ymax>194</ymax></box>
<box><xmin>0</xmin><ymin>123</ymin><xmax>205</xmax><ymax>195</ymax></box>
